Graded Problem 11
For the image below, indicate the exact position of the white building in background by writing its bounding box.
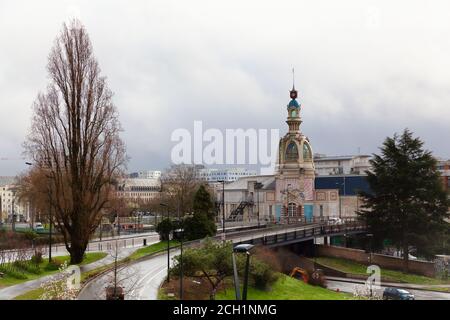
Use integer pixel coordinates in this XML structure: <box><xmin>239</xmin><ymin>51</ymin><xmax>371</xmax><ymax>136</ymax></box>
<box><xmin>313</xmin><ymin>154</ymin><xmax>372</xmax><ymax>176</ymax></box>
<box><xmin>197</xmin><ymin>167</ymin><xmax>257</xmax><ymax>182</ymax></box>
<box><xmin>0</xmin><ymin>185</ymin><xmax>30</xmax><ymax>223</ymax></box>
<box><xmin>129</xmin><ymin>170</ymin><xmax>162</xmax><ymax>179</ymax></box>
<box><xmin>116</xmin><ymin>178</ymin><xmax>161</xmax><ymax>204</ymax></box>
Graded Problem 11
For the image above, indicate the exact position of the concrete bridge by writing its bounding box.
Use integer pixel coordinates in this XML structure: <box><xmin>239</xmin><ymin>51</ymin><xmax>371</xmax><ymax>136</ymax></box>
<box><xmin>224</xmin><ymin>218</ymin><xmax>367</xmax><ymax>248</ymax></box>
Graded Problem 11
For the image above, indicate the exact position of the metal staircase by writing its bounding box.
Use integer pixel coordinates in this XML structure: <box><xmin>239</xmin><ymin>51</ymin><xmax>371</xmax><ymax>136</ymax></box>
<box><xmin>226</xmin><ymin>200</ymin><xmax>253</xmax><ymax>222</ymax></box>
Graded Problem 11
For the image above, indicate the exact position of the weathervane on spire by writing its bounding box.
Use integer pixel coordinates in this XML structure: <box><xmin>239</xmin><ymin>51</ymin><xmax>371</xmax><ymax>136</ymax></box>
<box><xmin>290</xmin><ymin>67</ymin><xmax>297</xmax><ymax>99</ymax></box>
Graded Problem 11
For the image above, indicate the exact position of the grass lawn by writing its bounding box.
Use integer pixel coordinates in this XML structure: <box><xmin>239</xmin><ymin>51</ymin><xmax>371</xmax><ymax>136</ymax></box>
<box><xmin>128</xmin><ymin>240</ymin><xmax>179</xmax><ymax>261</ymax></box>
<box><xmin>216</xmin><ymin>274</ymin><xmax>353</xmax><ymax>300</ymax></box>
<box><xmin>14</xmin><ymin>288</ymin><xmax>45</xmax><ymax>300</ymax></box>
<box><xmin>315</xmin><ymin>256</ymin><xmax>450</xmax><ymax>285</ymax></box>
<box><xmin>0</xmin><ymin>252</ymin><xmax>107</xmax><ymax>289</ymax></box>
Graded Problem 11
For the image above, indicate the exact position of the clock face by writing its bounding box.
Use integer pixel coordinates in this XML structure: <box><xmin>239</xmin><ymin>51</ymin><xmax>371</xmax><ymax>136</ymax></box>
<box><xmin>291</xmin><ymin>110</ymin><xmax>297</xmax><ymax>117</ymax></box>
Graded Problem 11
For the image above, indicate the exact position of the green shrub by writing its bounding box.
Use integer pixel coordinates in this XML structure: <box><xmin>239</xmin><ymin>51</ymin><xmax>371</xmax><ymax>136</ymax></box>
<box><xmin>24</xmin><ymin>230</ymin><xmax>38</xmax><ymax>241</ymax></box>
<box><xmin>156</xmin><ymin>218</ymin><xmax>174</xmax><ymax>241</ymax></box>
<box><xmin>0</xmin><ymin>266</ymin><xmax>28</xmax><ymax>279</ymax></box>
<box><xmin>44</xmin><ymin>259</ymin><xmax>63</xmax><ymax>271</ymax></box>
<box><xmin>8</xmin><ymin>269</ymin><xmax>28</xmax><ymax>279</ymax></box>
<box><xmin>22</xmin><ymin>263</ymin><xmax>42</xmax><ymax>275</ymax></box>
<box><xmin>183</xmin><ymin>214</ymin><xmax>216</xmax><ymax>241</ymax></box>
<box><xmin>250</xmin><ymin>259</ymin><xmax>279</xmax><ymax>290</ymax></box>
<box><xmin>31</xmin><ymin>252</ymin><xmax>43</xmax><ymax>265</ymax></box>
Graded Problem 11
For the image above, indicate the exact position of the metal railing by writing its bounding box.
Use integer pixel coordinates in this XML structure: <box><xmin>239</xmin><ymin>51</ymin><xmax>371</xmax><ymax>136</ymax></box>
<box><xmin>227</xmin><ymin>218</ymin><xmax>366</xmax><ymax>246</ymax></box>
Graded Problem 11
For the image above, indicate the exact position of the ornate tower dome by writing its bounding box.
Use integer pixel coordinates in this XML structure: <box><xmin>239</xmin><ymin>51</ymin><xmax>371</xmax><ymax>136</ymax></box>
<box><xmin>274</xmin><ymin>76</ymin><xmax>315</xmax><ymax>223</ymax></box>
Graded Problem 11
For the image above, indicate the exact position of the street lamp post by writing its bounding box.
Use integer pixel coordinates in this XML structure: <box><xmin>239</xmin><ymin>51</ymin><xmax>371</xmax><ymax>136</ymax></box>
<box><xmin>233</xmin><ymin>244</ymin><xmax>255</xmax><ymax>300</ymax></box>
<box><xmin>286</xmin><ymin>184</ymin><xmax>291</xmax><ymax>224</ymax></box>
<box><xmin>48</xmin><ymin>203</ymin><xmax>53</xmax><ymax>262</ymax></box>
<box><xmin>160</xmin><ymin>203</ymin><xmax>170</xmax><ymax>283</ymax></box>
<box><xmin>336</xmin><ymin>177</ymin><xmax>346</xmax><ymax>219</ymax></box>
<box><xmin>11</xmin><ymin>195</ymin><xmax>16</xmax><ymax>232</ymax></box>
<box><xmin>367</xmin><ymin>233</ymin><xmax>374</xmax><ymax>264</ymax></box>
<box><xmin>116</xmin><ymin>211</ymin><xmax>121</xmax><ymax>237</ymax></box>
<box><xmin>217</xmin><ymin>180</ymin><xmax>225</xmax><ymax>242</ymax></box>
<box><xmin>177</xmin><ymin>203</ymin><xmax>184</xmax><ymax>300</ymax></box>
<box><xmin>254</xmin><ymin>182</ymin><xmax>263</xmax><ymax>228</ymax></box>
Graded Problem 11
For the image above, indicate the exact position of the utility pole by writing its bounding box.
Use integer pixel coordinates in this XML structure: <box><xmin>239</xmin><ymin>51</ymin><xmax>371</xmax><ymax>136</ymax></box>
<box><xmin>218</xmin><ymin>180</ymin><xmax>225</xmax><ymax>242</ymax></box>
<box><xmin>160</xmin><ymin>203</ymin><xmax>170</xmax><ymax>283</ymax></box>
<box><xmin>11</xmin><ymin>196</ymin><xmax>16</xmax><ymax>232</ymax></box>
<box><xmin>286</xmin><ymin>184</ymin><xmax>291</xmax><ymax>224</ymax></box>
<box><xmin>178</xmin><ymin>202</ymin><xmax>183</xmax><ymax>300</ymax></box>
<box><xmin>48</xmin><ymin>190</ymin><xmax>53</xmax><ymax>263</ymax></box>
<box><xmin>254</xmin><ymin>182</ymin><xmax>263</xmax><ymax>227</ymax></box>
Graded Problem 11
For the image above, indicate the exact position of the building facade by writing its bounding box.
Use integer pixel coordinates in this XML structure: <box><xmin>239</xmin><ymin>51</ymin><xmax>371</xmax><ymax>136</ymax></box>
<box><xmin>129</xmin><ymin>170</ymin><xmax>162</xmax><ymax>179</ymax></box>
<box><xmin>0</xmin><ymin>184</ymin><xmax>31</xmax><ymax>223</ymax></box>
<box><xmin>314</xmin><ymin>154</ymin><xmax>371</xmax><ymax>176</ymax></box>
<box><xmin>217</xmin><ymin>85</ymin><xmax>369</xmax><ymax>223</ymax></box>
<box><xmin>197</xmin><ymin>167</ymin><xmax>257</xmax><ymax>182</ymax></box>
<box><xmin>116</xmin><ymin>178</ymin><xmax>161</xmax><ymax>204</ymax></box>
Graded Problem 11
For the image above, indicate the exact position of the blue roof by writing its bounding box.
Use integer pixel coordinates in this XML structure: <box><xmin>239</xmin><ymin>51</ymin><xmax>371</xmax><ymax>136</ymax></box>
<box><xmin>315</xmin><ymin>175</ymin><xmax>371</xmax><ymax>196</ymax></box>
<box><xmin>288</xmin><ymin>99</ymin><xmax>300</xmax><ymax>108</ymax></box>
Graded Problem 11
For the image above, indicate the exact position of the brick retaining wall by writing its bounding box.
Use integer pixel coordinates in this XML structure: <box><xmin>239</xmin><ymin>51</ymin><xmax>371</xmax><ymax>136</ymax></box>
<box><xmin>316</xmin><ymin>245</ymin><xmax>435</xmax><ymax>277</ymax></box>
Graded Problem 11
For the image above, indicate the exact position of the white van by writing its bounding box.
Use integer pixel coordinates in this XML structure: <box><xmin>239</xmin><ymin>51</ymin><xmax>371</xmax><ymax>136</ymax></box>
<box><xmin>328</xmin><ymin>217</ymin><xmax>342</xmax><ymax>225</ymax></box>
<box><xmin>34</xmin><ymin>222</ymin><xmax>45</xmax><ymax>231</ymax></box>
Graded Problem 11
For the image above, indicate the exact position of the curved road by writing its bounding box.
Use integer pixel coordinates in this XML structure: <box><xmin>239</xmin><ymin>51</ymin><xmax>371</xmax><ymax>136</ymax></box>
<box><xmin>79</xmin><ymin>223</ymin><xmax>450</xmax><ymax>300</ymax></box>
<box><xmin>79</xmin><ymin>223</ymin><xmax>324</xmax><ymax>300</ymax></box>
<box><xmin>78</xmin><ymin>249</ymin><xmax>179</xmax><ymax>300</ymax></box>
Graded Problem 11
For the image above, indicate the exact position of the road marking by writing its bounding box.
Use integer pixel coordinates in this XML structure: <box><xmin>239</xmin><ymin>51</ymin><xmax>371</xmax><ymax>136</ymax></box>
<box><xmin>138</xmin><ymin>266</ymin><xmax>167</xmax><ymax>300</ymax></box>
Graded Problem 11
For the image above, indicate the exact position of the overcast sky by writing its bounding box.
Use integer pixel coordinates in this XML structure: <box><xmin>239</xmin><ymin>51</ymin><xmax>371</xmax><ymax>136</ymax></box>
<box><xmin>1</xmin><ymin>0</ymin><xmax>450</xmax><ymax>176</ymax></box>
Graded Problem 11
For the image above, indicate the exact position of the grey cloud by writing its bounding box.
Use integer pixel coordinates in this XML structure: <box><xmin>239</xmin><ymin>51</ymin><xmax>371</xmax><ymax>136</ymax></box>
<box><xmin>1</xmin><ymin>0</ymin><xmax>450</xmax><ymax>175</ymax></box>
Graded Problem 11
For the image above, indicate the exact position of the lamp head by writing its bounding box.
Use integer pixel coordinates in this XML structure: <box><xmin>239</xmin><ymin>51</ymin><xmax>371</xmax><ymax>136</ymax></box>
<box><xmin>233</xmin><ymin>243</ymin><xmax>255</xmax><ymax>253</ymax></box>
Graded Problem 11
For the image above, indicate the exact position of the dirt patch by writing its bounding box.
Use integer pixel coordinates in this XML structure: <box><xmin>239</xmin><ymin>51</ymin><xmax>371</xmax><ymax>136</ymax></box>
<box><xmin>160</xmin><ymin>276</ymin><xmax>233</xmax><ymax>300</ymax></box>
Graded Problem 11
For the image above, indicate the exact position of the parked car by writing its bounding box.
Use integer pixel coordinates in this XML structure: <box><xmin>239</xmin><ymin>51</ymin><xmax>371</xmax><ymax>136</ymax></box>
<box><xmin>34</xmin><ymin>222</ymin><xmax>45</xmax><ymax>231</ymax></box>
<box><xmin>383</xmin><ymin>287</ymin><xmax>415</xmax><ymax>300</ymax></box>
<box><xmin>328</xmin><ymin>217</ymin><xmax>342</xmax><ymax>225</ymax></box>
<box><xmin>392</xmin><ymin>251</ymin><xmax>418</xmax><ymax>260</ymax></box>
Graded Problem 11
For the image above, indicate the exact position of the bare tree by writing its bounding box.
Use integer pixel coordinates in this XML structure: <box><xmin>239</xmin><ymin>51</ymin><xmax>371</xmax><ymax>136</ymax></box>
<box><xmin>101</xmin><ymin>241</ymin><xmax>140</xmax><ymax>300</ymax></box>
<box><xmin>24</xmin><ymin>20</ymin><xmax>126</xmax><ymax>264</ymax></box>
<box><xmin>160</xmin><ymin>164</ymin><xmax>203</xmax><ymax>217</ymax></box>
<box><xmin>15</xmin><ymin>168</ymin><xmax>52</xmax><ymax>227</ymax></box>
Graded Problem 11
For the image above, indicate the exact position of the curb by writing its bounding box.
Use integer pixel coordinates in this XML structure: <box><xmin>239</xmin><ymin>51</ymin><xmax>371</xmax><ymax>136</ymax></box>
<box><xmin>325</xmin><ymin>276</ymin><xmax>450</xmax><ymax>293</ymax></box>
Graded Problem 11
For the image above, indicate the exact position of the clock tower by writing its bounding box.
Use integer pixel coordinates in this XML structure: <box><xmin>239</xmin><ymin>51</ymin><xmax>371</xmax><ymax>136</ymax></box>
<box><xmin>274</xmin><ymin>82</ymin><xmax>315</xmax><ymax>223</ymax></box>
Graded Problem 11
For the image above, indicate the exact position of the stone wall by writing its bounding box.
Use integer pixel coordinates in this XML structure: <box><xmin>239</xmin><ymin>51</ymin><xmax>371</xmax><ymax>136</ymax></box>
<box><xmin>316</xmin><ymin>244</ymin><xmax>436</xmax><ymax>278</ymax></box>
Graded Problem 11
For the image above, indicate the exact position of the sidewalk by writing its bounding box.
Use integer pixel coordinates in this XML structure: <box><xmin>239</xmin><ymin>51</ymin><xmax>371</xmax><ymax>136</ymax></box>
<box><xmin>325</xmin><ymin>276</ymin><xmax>450</xmax><ymax>291</ymax></box>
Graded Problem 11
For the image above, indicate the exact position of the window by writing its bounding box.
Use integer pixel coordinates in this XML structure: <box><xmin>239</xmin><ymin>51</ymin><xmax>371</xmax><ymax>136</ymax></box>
<box><xmin>285</xmin><ymin>142</ymin><xmax>299</xmax><ymax>161</ymax></box>
<box><xmin>303</xmin><ymin>142</ymin><xmax>312</xmax><ymax>160</ymax></box>
<box><xmin>288</xmin><ymin>203</ymin><xmax>297</xmax><ymax>217</ymax></box>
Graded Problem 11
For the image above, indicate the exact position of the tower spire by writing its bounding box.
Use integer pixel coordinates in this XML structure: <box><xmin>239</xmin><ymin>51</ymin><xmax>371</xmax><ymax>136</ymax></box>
<box><xmin>289</xmin><ymin>68</ymin><xmax>298</xmax><ymax>100</ymax></box>
<box><xmin>292</xmin><ymin>67</ymin><xmax>295</xmax><ymax>90</ymax></box>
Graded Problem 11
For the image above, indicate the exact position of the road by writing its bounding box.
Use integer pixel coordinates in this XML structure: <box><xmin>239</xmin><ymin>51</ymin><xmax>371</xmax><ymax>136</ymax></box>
<box><xmin>78</xmin><ymin>248</ymin><xmax>179</xmax><ymax>300</ymax></box>
<box><xmin>326</xmin><ymin>279</ymin><xmax>450</xmax><ymax>300</ymax></box>
<box><xmin>79</xmin><ymin>223</ymin><xmax>326</xmax><ymax>300</ymax></box>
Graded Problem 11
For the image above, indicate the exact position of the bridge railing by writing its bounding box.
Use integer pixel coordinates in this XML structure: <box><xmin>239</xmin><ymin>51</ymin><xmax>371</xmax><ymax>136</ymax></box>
<box><xmin>229</xmin><ymin>220</ymin><xmax>366</xmax><ymax>246</ymax></box>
